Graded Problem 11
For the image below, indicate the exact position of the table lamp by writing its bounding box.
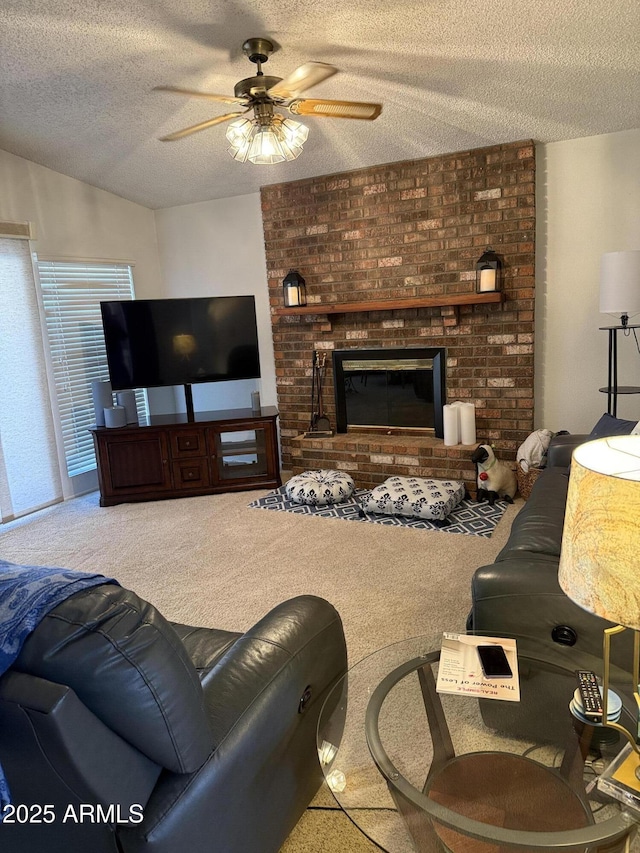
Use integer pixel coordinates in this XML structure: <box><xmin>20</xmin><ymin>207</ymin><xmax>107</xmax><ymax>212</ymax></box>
<box><xmin>558</xmin><ymin>435</ymin><xmax>640</xmax><ymax>774</ymax></box>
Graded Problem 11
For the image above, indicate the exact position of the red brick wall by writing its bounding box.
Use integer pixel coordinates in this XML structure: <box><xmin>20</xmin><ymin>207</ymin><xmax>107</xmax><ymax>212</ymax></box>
<box><xmin>260</xmin><ymin>140</ymin><xmax>535</xmax><ymax>477</ymax></box>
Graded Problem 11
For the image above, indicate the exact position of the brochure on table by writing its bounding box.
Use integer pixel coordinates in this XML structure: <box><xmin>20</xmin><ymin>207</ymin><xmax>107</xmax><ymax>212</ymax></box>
<box><xmin>436</xmin><ymin>633</ymin><xmax>520</xmax><ymax>702</ymax></box>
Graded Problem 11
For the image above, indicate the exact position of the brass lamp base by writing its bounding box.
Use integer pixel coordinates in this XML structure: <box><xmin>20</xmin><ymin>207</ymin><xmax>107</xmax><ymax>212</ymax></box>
<box><xmin>601</xmin><ymin>624</ymin><xmax>640</xmax><ymax>778</ymax></box>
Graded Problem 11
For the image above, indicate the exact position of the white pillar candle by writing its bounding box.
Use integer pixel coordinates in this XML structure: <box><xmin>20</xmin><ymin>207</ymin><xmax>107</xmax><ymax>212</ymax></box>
<box><xmin>286</xmin><ymin>286</ymin><xmax>300</xmax><ymax>306</ymax></box>
<box><xmin>115</xmin><ymin>390</ymin><xmax>137</xmax><ymax>424</ymax></box>
<box><xmin>104</xmin><ymin>405</ymin><xmax>127</xmax><ymax>428</ymax></box>
<box><xmin>459</xmin><ymin>402</ymin><xmax>476</xmax><ymax>445</ymax></box>
<box><xmin>479</xmin><ymin>268</ymin><xmax>496</xmax><ymax>292</ymax></box>
<box><xmin>91</xmin><ymin>379</ymin><xmax>113</xmax><ymax>427</ymax></box>
<box><xmin>443</xmin><ymin>404</ymin><xmax>460</xmax><ymax>446</ymax></box>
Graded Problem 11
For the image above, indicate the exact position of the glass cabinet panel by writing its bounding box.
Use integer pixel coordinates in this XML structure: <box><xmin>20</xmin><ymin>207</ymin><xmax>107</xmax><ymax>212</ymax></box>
<box><xmin>214</xmin><ymin>428</ymin><xmax>268</xmax><ymax>481</ymax></box>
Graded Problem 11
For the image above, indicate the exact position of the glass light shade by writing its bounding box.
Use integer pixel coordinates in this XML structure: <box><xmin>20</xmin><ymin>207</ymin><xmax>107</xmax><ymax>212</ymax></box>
<box><xmin>280</xmin><ymin>118</ymin><xmax>309</xmax><ymax>148</ymax></box>
<box><xmin>225</xmin><ymin>118</ymin><xmax>253</xmax><ymax>147</ymax></box>
<box><xmin>227</xmin><ymin>136</ymin><xmax>252</xmax><ymax>163</ymax></box>
<box><xmin>247</xmin><ymin>128</ymin><xmax>286</xmax><ymax>165</ymax></box>
<box><xmin>558</xmin><ymin>435</ymin><xmax>640</xmax><ymax>628</ymax></box>
<box><xmin>600</xmin><ymin>250</ymin><xmax>640</xmax><ymax>323</ymax></box>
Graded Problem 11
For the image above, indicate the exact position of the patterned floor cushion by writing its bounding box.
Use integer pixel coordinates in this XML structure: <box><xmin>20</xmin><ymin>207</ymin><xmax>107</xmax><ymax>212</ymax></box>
<box><xmin>360</xmin><ymin>476</ymin><xmax>465</xmax><ymax>522</ymax></box>
<box><xmin>285</xmin><ymin>469</ymin><xmax>356</xmax><ymax>506</ymax></box>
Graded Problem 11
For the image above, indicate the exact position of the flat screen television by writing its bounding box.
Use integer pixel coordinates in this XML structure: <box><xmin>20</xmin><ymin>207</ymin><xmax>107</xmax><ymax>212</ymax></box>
<box><xmin>100</xmin><ymin>296</ymin><xmax>261</xmax><ymax>392</ymax></box>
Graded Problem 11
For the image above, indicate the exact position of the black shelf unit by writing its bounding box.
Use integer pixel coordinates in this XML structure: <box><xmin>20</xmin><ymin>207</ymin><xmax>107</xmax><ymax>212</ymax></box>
<box><xmin>598</xmin><ymin>325</ymin><xmax>640</xmax><ymax>416</ymax></box>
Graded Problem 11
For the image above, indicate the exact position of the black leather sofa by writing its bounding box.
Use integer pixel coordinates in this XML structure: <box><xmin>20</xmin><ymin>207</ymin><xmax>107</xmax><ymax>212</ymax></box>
<box><xmin>0</xmin><ymin>584</ymin><xmax>347</xmax><ymax>853</ymax></box>
<box><xmin>470</xmin><ymin>434</ymin><xmax>633</xmax><ymax>672</ymax></box>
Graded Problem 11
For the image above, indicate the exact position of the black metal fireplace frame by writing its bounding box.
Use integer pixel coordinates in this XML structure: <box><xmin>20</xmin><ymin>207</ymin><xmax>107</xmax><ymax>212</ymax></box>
<box><xmin>332</xmin><ymin>347</ymin><xmax>446</xmax><ymax>438</ymax></box>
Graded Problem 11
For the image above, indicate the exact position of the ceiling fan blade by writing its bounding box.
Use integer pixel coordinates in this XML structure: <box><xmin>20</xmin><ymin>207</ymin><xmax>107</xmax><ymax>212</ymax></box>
<box><xmin>159</xmin><ymin>110</ymin><xmax>249</xmax><ymax>142</ymax></box>
<box><xmin>268</xmin><ymin>62</ymin><xmax>338</xmax><ymax>100</ymax></box>
<box><xmin>154</xmin><ymin>86</ymin><xmax>247</xmax><ymax>106</ymax></box>
<box><xmin>288</xmin><ymin>98</ymin><xmax>382</xmax><ymax>120</ymax></box>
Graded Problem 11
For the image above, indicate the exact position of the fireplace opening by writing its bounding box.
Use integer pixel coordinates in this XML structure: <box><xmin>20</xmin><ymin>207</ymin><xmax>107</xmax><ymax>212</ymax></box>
<box><xmin>332</xmin><ymin>347</ymin><xmax>446</xmax><ymax>437</ymax></box>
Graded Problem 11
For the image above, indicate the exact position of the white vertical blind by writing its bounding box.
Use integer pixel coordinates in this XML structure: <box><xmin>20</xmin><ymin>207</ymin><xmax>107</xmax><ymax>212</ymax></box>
<box><xmin>37</xmin><ymin>260</ymin><xmax>147</xmax><ymax>477</ymax></box>
<box><xmin>0</xmin><ymin>239</ymin><xmax>62</xmax><ymax>520</ymax></box>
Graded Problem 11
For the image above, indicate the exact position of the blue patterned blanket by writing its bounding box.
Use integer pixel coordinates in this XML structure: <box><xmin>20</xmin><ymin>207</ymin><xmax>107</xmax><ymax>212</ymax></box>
<box><xmin>0</xmin><ymin>559</ymin><xmax>117</xmax><ymax>818</ymax></box>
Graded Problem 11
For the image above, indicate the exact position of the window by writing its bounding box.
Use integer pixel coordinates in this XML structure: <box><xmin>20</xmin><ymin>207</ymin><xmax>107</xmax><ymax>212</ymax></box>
<box><xmin>37</xmin><ymin>260</ymin><xmax>148</xmax><ymax>477</ymax></box>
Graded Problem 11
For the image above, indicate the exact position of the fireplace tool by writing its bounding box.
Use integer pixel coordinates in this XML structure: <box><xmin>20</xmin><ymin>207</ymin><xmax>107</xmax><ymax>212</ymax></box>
<box><xmin>305</xmin><ymin>350</ymin><xmax>333</xmax><ymax>437</ymax></box>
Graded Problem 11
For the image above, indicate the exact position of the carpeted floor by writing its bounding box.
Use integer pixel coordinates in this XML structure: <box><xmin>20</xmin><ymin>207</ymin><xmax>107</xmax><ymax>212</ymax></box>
<box><xmin>0</xmin><ymin>485</ymin><xmax>523</xmax><ymax>852</ymax></box>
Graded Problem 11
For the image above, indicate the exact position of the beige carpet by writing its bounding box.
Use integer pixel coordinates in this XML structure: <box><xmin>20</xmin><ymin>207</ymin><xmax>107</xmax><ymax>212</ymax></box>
<box><xmin>0</xmin><ymin>485</ymin><xmax>522</xmax><ymax>852</ymax></box>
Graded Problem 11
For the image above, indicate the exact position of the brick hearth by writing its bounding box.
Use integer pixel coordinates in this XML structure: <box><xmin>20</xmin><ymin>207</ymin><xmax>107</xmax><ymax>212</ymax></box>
<box><xmin>291</xmin><ymin>432</ymin><xmax>477</xmax><ymax>492</ymax></box>
<box><xmin>261</xmin><ymin>140</ymin><xmax>535</xmax><ymax>484</ymax></box>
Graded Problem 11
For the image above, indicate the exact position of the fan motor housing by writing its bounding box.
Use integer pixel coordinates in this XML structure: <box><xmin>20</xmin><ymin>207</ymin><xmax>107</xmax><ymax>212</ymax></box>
<box><xmin>234</xmin><ymin>76</ymin><xmax>282</xmax><ymax>99</ymax></box>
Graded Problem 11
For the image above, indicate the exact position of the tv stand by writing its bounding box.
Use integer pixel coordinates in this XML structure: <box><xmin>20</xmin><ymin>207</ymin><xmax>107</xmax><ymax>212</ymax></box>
<box><xmin>91</xmin><ymin>407</ymin><xmax>280</xmax><ymax>507</ymax></box>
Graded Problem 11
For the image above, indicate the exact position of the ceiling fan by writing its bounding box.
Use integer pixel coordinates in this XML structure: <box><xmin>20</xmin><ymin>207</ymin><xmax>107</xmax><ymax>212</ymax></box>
<box><xmin>155</xmin><ymin>37</ymin><xmax>382</xmax><ymax>164</ymax></box>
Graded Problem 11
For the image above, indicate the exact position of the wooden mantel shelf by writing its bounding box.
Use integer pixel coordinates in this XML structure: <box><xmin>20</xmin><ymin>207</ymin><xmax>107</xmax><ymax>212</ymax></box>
<box><xmin>273</xmin><ymin>291</ymin><xmax>504</xmax><ymax>317</ymax></box>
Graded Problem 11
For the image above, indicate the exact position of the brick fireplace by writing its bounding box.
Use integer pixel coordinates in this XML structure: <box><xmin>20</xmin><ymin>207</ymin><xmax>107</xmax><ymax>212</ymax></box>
<box><xmin>260</xmin><ymin>140</ymin><xmax>535</xmax><ymax>489</ymax></box>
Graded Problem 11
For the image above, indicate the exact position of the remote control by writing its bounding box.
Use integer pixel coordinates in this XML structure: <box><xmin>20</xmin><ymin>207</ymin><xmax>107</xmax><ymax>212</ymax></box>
<box><xmin>576</xmin><ymin>670</ymin><xmax>603</xmax><ymax>721</ymax></box>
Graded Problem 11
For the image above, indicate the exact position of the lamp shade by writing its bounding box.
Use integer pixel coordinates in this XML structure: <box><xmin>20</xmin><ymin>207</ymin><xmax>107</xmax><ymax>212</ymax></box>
<box><xmin>558</xmin><ymin>436</ymin><xmax>640</xmax><ymax>629</ymax></box>
<box><xmin>600</xmin><ymin>250</ymin><xmax>640</xmax><ymax>320</ymax></box>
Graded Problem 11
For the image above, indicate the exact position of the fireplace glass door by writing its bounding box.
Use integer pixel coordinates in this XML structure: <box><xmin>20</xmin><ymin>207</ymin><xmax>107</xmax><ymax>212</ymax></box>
<box><xmin>333</xmin><ymin>348</ymin><xmax>445</xmax><ymax>437</ymax></box>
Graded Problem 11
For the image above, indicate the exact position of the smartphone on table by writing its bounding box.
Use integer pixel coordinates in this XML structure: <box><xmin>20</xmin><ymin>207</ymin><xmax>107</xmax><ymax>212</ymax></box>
<box><xmin>477</xmin><ymin>644</ymin><xmax>513</xmax><ymax>678</ymax></box>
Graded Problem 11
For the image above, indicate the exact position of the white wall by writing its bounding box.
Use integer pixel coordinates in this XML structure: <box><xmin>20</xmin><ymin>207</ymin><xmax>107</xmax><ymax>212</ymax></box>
<box><xmin>536</xmin><ymin>129</ymin><xmax>640</xmax><ymax>433</ymax></box>
<box><xmin>0</xmin><ymin>148</ymin><xmax>163</xmax><ymax>495</ymax></box>
<box><xmin>153</xmin><ymin>193</ymin><xmax>276</xmax><ymax>414</ymax></box>
<box><xmin>0</xmin><ymin>149</ymin><xmax>161</xmax><ymax>293</ymax></box>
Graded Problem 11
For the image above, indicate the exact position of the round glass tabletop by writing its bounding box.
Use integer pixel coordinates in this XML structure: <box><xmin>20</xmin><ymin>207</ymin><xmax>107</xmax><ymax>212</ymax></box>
<box><xmin>317</xmin><ymin>635</ymin><xmax>640</xmax><ymax>853</ymax></box>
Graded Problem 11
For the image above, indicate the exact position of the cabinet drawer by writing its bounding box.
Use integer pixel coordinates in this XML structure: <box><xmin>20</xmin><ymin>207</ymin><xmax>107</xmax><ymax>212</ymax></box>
<box><xmin>170</xmin><ymin>429</ymin><xmax>207</xmax><ymax>458</ymax></box>
<box><xmin>171</xmin><ymin>458</ymin><xmax>210</xmax><ymax>490</ymax></box>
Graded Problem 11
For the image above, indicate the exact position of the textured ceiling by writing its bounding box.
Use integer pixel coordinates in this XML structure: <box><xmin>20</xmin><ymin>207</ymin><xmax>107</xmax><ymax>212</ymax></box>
<box><xmin>1</xmin><ymin>0</ymin><xmax>639</xmax><ymax>209</ymax></box>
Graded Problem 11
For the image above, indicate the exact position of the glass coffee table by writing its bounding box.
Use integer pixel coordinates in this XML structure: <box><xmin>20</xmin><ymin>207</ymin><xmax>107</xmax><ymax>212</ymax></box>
<box><xmin>317</xmin><ymin>636</ymin><xmax>640</xmax><ymax>853</ymax></box>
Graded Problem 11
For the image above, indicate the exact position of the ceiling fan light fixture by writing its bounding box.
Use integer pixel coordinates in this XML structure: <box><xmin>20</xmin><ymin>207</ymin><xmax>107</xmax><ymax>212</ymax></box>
<box><xmin>226</xmin><ymin>112</ymin><xmax>308</xmax><ymax>165</ymax></box>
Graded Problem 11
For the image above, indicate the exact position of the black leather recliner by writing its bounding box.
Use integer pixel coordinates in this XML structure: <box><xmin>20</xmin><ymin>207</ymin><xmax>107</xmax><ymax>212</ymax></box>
<box><xmin>0</xmin><ymin>584</ymin><xmax>347</xmax><ymax>853</ymax></box>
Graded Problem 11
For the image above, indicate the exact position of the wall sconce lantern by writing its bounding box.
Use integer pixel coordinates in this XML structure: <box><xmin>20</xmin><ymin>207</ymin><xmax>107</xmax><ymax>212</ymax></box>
<box><xmin>476</xmin><ymin>246</ymin><xmax>502</xmax><ymax>293</ymax></box>
<box><xmin>283</xmin><ymin>269</ymin><xmax>307</xmax><ymax>307</ymax></box>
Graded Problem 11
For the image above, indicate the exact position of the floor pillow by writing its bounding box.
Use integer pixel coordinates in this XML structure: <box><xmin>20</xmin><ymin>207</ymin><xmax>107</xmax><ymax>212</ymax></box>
<box><xmin>285</xmin><ymin>469</ymin><xmax>356</xmax><ymax>506</ymax></box>
<box><xmin>360</xmin><ymin>476</ymin><xmax>465</xmax><ymax>523</ymax></box>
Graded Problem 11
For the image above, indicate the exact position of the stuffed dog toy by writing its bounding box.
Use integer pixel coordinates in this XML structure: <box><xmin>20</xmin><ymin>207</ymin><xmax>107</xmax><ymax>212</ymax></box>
<box><xmin>471</xmin><ymin>444</ymin><xmax>517</xmax><ymax>505</ymax></box>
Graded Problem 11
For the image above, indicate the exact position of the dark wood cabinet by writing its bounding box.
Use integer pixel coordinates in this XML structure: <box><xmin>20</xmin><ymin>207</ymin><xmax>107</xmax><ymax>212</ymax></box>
<box><xmin>91</xmin><ymin>407</ymin><xmax>280</xmax><ymax>506</ymax></box>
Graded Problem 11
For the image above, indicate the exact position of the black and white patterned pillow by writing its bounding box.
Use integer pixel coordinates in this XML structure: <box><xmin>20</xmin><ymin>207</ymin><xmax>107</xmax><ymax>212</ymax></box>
<box><xmin>285</xmin><ymin>469</ymin><xmax>356</xmax><ymax>506</ymax></box>
<box><xmin>359</xmin><ymin>476</ymin><xmax>465</xmax><ymax>521</ymax></box>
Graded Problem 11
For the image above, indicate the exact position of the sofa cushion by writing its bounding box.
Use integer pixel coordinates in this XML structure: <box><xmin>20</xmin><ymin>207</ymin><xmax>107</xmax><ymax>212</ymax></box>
<box><xmin>13</xmin><ymin>583</ymin><xmax>213</xmax><ymax>773</ymax></box>
<box><xmin>495</xmin><ymin>467</ymin><xmax>570</xmax><ymax>562</ymax></box>
<box><xmin>590</xmin><ymin>412</ymin><xmax>638</xmax><ymax>437</ymax></box>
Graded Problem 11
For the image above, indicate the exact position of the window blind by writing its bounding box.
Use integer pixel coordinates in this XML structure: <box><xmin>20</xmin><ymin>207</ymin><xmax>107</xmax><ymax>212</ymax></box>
<box><xmin>38</xmin><ymin>260</ymin><xmax>147</xmax><ymax>477</ymax></box>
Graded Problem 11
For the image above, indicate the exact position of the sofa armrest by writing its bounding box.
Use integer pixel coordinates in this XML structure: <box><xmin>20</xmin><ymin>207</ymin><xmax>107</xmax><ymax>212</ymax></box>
<box><xmin>119</xmin><ymin>595</ymin><xmax>347</xmax><ymax>853</ymax></box>
<box><xmin>0</xmin><ymin>671</ymin><xmax>161</xmax><ymax>812</ymax></box>
<box><xmin>471</xmin><ymin>558</ymin><xmax>634</xmax><ymax>672</ymax></box>
<box><xmin>471</xmin><ymin>555</ymin><xmax>632</xmax><ymax>672</ymax></box>
<box><xmin>546</xmin><ymin>434</ymin><xmax>590</xmax><ymax>468</ymax></box>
